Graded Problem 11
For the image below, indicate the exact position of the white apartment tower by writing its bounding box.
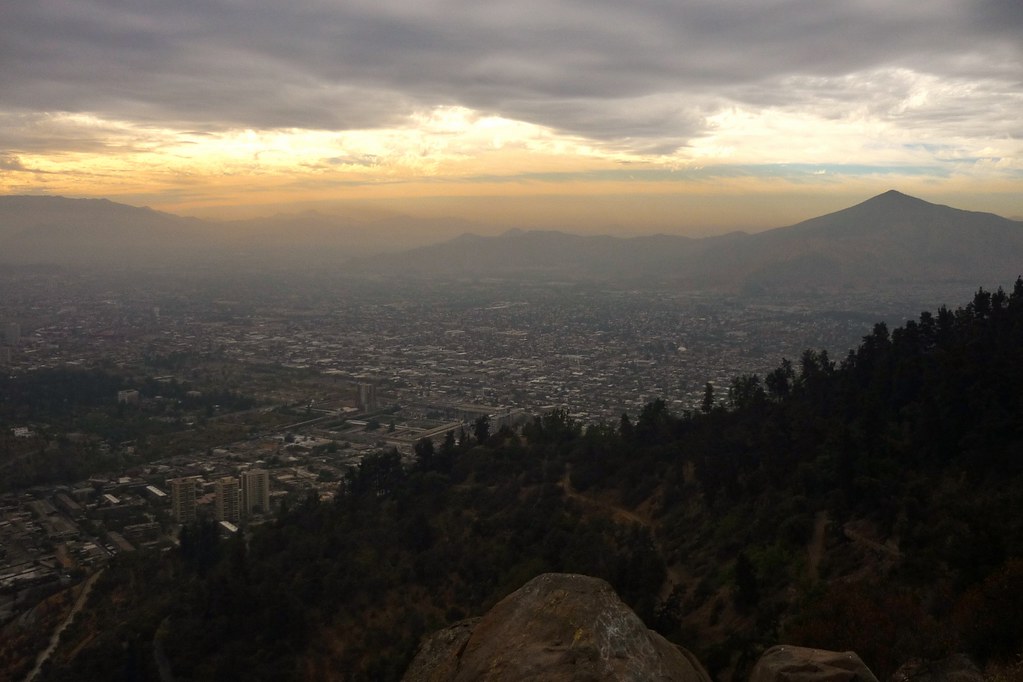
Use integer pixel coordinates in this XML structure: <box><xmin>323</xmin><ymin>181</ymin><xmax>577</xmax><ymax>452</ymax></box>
<box><xmin>214</xmin><ymin>476</ymin><xmax>241</xmax><ymax>523</ymax></box>
<box><xmin>240</xmin><ymin>469</ymin><xmax>270</xmax><ymax>516</ymax></box>
<box><xmin>357</xmin><ymin>382</ymin><xmax>377</xmax><ymax>412</ymax></box>
<box><xmin>169</xmin><ymin>476</ymin><xmax>201</xmax><ymax>524</ymax></box>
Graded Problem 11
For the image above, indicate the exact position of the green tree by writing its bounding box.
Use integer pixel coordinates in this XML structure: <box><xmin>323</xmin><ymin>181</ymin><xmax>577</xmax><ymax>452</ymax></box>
<box><xmin>473</xmin><ymin>415</ymin><xmax>491</xmax><ymax>445</ymax></box>
<box><xmin>347</xmin><ymin>449</ymin><xmax>404</xmax><ymax>497</ymax></box>
<box><xmin>701</xmin><ymin>382</ymin><xmax>715</xmax><ymax>413</ymax></box>
<box><xmin>728</xmin><ymin>375</ymin><xmax>766</xmax><ymax>410</ymax></box>
<box><xmin>765</xmin><ymin>358</ymin><xmax>794</xmax><ymax>400</ymax></box>
<box><xmin>414</xmin><ymin>437</ymin><xmax>435</xmax><ymax>471</ymax></box>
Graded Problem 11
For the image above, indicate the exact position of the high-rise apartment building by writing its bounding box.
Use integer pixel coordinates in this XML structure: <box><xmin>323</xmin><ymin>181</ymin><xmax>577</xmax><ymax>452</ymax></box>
<box><xmin>214</xmin><ymin>476</ymin><xmax>241</xmax><ymax>523</ymax></box>
<box><xmin>357</xmin><ymin>382</ymin><xmax>377</xmax><ymax>412</ymax></box>
<box><xmin>169</xmin><ymin>476</ymin><xmax>201</xmax><ymax>524</ymax></box>
<box><xmin>240</xmin><ymin>469</ymin><xmax>270</xmax><ymax>516</ymax></box>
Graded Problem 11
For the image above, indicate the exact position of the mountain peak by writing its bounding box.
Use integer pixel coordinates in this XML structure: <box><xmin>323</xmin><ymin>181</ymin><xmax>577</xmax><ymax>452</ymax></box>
<box><xmin>775</xmin><ymin>190</ymin><xmax>945</xmax><ymax>238</ymax></box>
<box><xmin>863</xmin><ymin>189</ymin><xmax>929</xmax><ymax>207</ymax></box>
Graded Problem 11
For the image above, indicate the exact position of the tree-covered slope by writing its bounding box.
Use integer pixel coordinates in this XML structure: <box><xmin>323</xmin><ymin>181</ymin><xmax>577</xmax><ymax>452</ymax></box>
<box><xmin>39</xmin><ymin>280</ymin><xmax>1023</xmax><ymax>681</ymax></box>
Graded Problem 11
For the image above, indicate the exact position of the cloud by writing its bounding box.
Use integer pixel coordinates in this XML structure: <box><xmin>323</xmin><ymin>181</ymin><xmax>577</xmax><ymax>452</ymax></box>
<box><xmin>0</xmin><ymin>153</ymin><xmax>26</xmax><ymax>171</ymax></box>
<box><xmin>2</xmin><ymin>0</ymin><xmax>1019</xmax><ymax>156</ymax></box>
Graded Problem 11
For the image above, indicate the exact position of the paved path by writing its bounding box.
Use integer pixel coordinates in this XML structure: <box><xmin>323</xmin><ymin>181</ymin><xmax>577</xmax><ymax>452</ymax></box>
<box><xmin>24</xmin><ymin>569</ymin><xmax>103</xmax><ymax>682</ymax></box>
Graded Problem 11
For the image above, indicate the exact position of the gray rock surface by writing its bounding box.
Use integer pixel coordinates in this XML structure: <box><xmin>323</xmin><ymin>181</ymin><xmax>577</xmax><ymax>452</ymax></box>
<box><xmin>750</xmin><ymin>645</ymin><xmax>879</xmax><ymax>682</ymax></box>
<box><xmin>891</xmin><ymin>654</ymin><xmax>983</xmax><ymax>682</ymax></box>
<box><xmin>403</xmin><ymin>573</ymin><xmax>711</xmax><ymax>682</ymax></box>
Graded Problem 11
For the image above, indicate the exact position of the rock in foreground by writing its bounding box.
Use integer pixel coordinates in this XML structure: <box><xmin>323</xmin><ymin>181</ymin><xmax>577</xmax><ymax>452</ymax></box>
<box><xmin>750</xmin><ymin>645</ymin><xmax>879</xmax><ymax>682</ymax></box>
<box><xmin>403</xmin><ymin>573</ymin><xmax>711</xmax><ymax>682</ymax></box>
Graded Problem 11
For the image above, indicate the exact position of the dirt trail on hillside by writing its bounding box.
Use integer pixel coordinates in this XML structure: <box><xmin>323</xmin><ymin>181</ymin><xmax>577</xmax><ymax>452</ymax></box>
<box><xmin>559</xmin><ymin>464</ymin><xmax>689</xmax><ymax>593</ymax></box>
<box><xmin>807</xmin><ymin>511</ymin><xmax>829</xmax><ymax>581</ymax></box>
<box><xmin>559</xmin><ymin>464</ymin><xmax>650</xmax><ymax>528</ymax></box>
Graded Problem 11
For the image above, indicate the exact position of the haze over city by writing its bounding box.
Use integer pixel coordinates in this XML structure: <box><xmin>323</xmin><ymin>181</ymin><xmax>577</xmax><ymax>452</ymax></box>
<box><xmin>2</xmin><ymin>0</ymin><xmax>1022</xmax><ymax>234</ymax></box>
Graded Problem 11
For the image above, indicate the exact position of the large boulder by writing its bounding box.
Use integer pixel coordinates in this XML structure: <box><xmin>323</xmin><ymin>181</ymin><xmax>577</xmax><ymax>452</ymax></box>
<box><xmin>403</xmin><ymin>573</ymin><xmax>710</xmax><ymax>682</ymax></box>
<box><xmin>750</xmin><ymin>645</ymin><xmax>879</xmax><ymax>682</ymax></box>
<box><xmin>891</xmin><ymin>654</ymin><xmax>983</xmax><ymax>682</ymax></box>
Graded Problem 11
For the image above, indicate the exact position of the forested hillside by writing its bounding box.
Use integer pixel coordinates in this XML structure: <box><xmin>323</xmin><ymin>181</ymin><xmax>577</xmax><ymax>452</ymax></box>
<box><xmin>39</xmin><ymin>281</ymin><xmax>1023</xmax><ymax>681</ymax></box>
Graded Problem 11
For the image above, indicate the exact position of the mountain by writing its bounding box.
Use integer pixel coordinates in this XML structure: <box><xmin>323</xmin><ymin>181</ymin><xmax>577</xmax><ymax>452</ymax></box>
<box><xmin>734</xmin><ymin>190</ymin><xmax>1023</xmax><ymax>288</ymax></box>
<box><xmin>0</xmin><ymin>196</ymin><xmax>478</xmax><ymax>267</ymax></box>
<box><xmin>0</xmin><ymin>196</ymin><xmax>210</xmax><ymax>265</ymax></box>
<box><xmin>354</xmin><ymin>191</ymin><xmax>1023</xmax><ymax>290</ymax></box>
<box><xmin>3</xmin><ymin>192</ymin><xmax>1021</xmax><ymax>289</ymax></box>
<box><xmin>214</xmin><ymin>210</ymin><xmax>479</xmax><ymax>261</ymax></box>
<box><xmin>347</xmin><ymin>227</ymin><xmax>739</xmax><ymax>282</ymax></box>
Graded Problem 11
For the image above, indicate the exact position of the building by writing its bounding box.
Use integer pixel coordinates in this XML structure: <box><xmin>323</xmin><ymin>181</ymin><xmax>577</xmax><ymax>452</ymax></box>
<box><xmin>357</xmin><ymin>382</ymin><xmax>377</xmax><ymax>412</ymax></box>
<box><xmin>53</xmin><ymin>492</ymin><xmax>84</xmax><ymax>520</ymax></box>
<box><xmin>240</xmin><ymin>469</ymin><xmax>270</xmax><ymax>516</ymax></box>
<box><xmin>218</xmin><ymin>521</ymin><xmax>239</xmax><ymax>536</ymax></box>
<box><xmin>168</xmin><ymin>476</ymin><xmax>201</xmax><ymax>524</ymax></box>
<box><xmin>123</xmin><ymin>522</ymin><xmax>161</xmax><ymax>544</ymax></box>
<box><xmin>117</xmin><ymin>389</ymin><xmax>140</xmax><ymax>405</ymax></box>
<box><xmin>144</xmin><ymin>485</ymin><xmax>168</xmax><ymax>503</ymax></box>
<box><xmin>214</xmin><ymin>476</ymin><xmax>240</xmax><ymax>523</ymax></box>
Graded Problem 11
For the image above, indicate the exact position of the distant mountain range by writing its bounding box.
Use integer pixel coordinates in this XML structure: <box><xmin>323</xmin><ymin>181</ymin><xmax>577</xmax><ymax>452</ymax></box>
<box><xmin>0</xmin><ymin>196</ymin><xmax>473</xmax><ymax>268</ymax></box>
<box><xmin>2</xmin><ymin>191</ymin><xmax>1021</xmax><ymax>291</ymax></box>
<box><xmin>352</xmin><ymin>191</ymin><xmax>1023</xmax><ymax>290</ymax></box>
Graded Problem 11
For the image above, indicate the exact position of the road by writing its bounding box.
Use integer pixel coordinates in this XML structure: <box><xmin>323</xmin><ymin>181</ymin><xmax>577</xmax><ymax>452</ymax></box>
<box><xmin>24</xmin><ymin>569</ymin><xmax>103</xmax><ymax>682</ymax></box>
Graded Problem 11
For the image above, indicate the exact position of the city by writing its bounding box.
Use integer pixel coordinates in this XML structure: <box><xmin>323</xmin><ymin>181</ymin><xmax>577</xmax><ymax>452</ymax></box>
<box><xmin>0</xmin><ymin>265</ymin><xmax>974</xmax><ymax>629</ymax></box>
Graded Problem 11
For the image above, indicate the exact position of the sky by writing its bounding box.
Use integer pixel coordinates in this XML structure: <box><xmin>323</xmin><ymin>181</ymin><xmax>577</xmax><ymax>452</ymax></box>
<box><xmin>2</xmin><ymin>0</ymin><xmax>1022</xmax><ymax>233</ymax></box>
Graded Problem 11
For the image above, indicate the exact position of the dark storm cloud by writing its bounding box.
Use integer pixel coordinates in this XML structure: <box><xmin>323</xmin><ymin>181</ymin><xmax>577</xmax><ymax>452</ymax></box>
<box><xmin>2</xmin><ymin>0</ymin><xmax>1020</xmax><ymax>151</ymax></box>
